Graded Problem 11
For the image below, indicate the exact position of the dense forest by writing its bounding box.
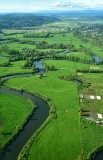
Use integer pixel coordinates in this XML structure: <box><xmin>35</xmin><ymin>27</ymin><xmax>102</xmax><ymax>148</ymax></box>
<box><xmin>0</xmin><ymin>13</ymin><xmax>59</xmax><ymax>29</ymax></box>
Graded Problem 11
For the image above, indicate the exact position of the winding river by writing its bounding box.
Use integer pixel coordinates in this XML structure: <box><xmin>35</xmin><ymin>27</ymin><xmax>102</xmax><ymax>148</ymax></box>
<box><xmin>0</xmin><ymin>59</ymin><xmax>103</xmax><ymax>160</ymax></box>
<box><xmin>0</xmin><ymin>61</ymin><xmax>49</xmax><ymax>160</ymax></box>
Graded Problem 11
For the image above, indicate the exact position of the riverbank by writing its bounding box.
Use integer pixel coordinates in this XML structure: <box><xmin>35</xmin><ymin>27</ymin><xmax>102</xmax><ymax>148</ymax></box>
<box><xmin>0</xmin><ymin>87</ymin><xmax>50</xmax><ymax>160</ymax></box>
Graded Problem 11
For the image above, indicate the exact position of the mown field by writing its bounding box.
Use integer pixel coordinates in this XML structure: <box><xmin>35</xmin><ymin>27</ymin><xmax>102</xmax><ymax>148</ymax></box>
<box><xmin>0</xmin><ymin>93</ymin><xmax>34</xmax><ymax>149</ymax></box>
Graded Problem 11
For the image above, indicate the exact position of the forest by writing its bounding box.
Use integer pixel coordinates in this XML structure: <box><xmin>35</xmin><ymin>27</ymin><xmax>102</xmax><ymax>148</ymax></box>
<box><xmin>0</xmin><ymin>13</ymin><xmax>59</xmax><ymax>29</ymax></box>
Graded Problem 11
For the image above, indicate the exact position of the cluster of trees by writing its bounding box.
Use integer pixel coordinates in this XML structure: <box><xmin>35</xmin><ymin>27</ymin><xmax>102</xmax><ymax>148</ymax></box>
<box><xmin>1</xmin><ymin>45</ymin><xmax>20</xmax><ymax>55</ymax></box>
<box><xmin>36</xmin><ymin>41</ymin><xmax>67</xmax><ymax>49</ymax></box>
<box><xmin>59</xmin><ymin>74</ymin><xmax>77</xmax><ymax>81</ymax></box>
<box><xmin>76</xmin><ymin>69</ymin><xmax>103</xmax><ymax>73</ymax></box>
<box><xmin>45</xmin><ymin>65</ymin><xmax>55</xmax><ymax>71</ymax></box>
<box><xmin>23</xmin><ymin>57</ymin><xmax>34</xmax><ymax>68</ymax></box>
<box><xmin>79</xmin><ymin>46</ymin><xmax>94</xmax><ymax>57</ymax></box>
<box><xmin>23</xmin><ymin>57</ymin><xmax>37</xmax><ymax>72</ymax></box>
<box><xmin>24</xmin><ymin>32</ymin><xmax>53</xmax><ymax>38</ymax></box>
<box><xmin>0</xmin><ymin>60</ymin><xmax>11</xmax><ymax>67</ymax></box>
<box><xmin>51</xmin><ymin>54</ymin><xmax>92</xmax><ymax>64</ymax></box>
<box><xmin>59</xmin><ymin>74</ymin><xmax>91</xmax><ymax>90</ymax></box>
<box><xmin>36</xmin><ymin>41</ymin><xmax>75</xmax><ymax>50</ymax></box>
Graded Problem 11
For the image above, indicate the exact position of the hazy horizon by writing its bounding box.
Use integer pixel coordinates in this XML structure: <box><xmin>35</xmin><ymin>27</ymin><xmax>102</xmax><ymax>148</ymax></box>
<box><xmin>0</xmin><ymin>0</ymin><xmax>103</xmax><ymax>13</ymax></box>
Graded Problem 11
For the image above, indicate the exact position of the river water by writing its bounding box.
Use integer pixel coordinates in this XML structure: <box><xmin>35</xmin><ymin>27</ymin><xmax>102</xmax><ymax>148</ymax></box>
<box><xmin>0</xmin><ymin>60</ymin><xmax>49</xmax><ymax>160</ymax></box>
<box><xmin>0</xmin><ymin>60</ymin><xmax>103</xmax><ymax>160</ymax></box>
<box><xmin>0</xmin><ymin>60</ymin><xmax>45</xmax><ymax>81</ymax></box>
<box><xmin>93</xmin><ymin>56</ymin><xmax>101</xmax><ymax>64</ymax></box>
<box><xmin>34</xmin><ymin>60</ymin><xmax>45</xmax><ymax>74</ymax></box>
<box><xmin>93</xmin><ymin>150</ymin><xmax>103</xmax><ymax>160</ymax></box>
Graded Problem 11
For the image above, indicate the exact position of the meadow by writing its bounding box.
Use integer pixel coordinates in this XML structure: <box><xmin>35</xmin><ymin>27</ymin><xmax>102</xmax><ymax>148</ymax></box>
<box><xmin>0</xmin><ymin>93</ymin><xmax>34</xmax><ymax>149</ymax></box>
<box><xmin>5</xmin><ymin>70</ymin><xmax>82</xmax><ymax>160</ymax></box>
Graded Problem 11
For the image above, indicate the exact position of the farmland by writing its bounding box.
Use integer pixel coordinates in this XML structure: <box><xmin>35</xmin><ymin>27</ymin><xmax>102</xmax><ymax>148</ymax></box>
<box><xmin>1</xmin><ymin>12</ymin><xmax>103</xmax><ymax>160</ymax></box>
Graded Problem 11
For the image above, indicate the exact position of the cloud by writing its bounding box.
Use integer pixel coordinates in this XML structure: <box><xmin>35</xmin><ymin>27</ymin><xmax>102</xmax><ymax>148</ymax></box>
<box><xmin>51</xmin><ymin>0</ymin><xmax>103</xmax><ymax>10</ymax></box>
<box><xmin>0</xmin><ymin>4</ymin><xmax>39</xmax><ymax>12</ymax></box>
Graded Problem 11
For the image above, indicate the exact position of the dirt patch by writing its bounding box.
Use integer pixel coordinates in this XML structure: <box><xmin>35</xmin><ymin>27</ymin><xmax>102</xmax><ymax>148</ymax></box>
<box><xmin>82</xmin><ymin>89</ymin><xmax>96</xmax><ymax>96</ymax></box>
<box><xmin>90</xmin><ymin>112</ymin><xmax>98</xmax><ymax>119</ymax></box>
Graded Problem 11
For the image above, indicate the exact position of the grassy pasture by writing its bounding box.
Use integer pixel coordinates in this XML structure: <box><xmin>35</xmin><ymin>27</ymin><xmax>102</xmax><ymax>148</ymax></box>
<box><xmin>11</xmin><ymin>60</ymin><xmax>25</xmax><ymax>67</ymax></box>
<box><xmin>0</xmin><ymin>93</ymin><xmax>34</xmax><ymax>149</ymax></box>
<box><xmin>0</xmin><ymin>59</ymin><xmax>33</xmax><ymax>77</ymax></box>
<box><xmin>44</xmin><ymin>59</ymin><xmax>90</xmax><ymax>70</ymax></box>
<box><xmin>7</xmin><ymin>42</ymin><xmax>36</xmax><ymax>52</ymax></box>
<box><xmin>59</xmin><ymin>52</ymin><xmax>93</xmax><ymax>61</ymax></box>
<box><xmin>0</xmin><ymin>58</ymin><xmax>9</xmax><ymax>65</ymax></box>
<box><xmin>0</xmin><ymin>65</ymin><xmax>32</xmax><ymax>77</ymax></box>
<box><xmin>5</xmin><ymin>70</ymin><xmax>82</xmax><ymax>160</ymax></box>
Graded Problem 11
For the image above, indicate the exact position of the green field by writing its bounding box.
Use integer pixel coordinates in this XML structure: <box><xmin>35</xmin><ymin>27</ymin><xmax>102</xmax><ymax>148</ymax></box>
<box><xmin>0</xmin><ymin>66</ymin><xmax>32</xmax><ymax>77</ymax></box>
<box><xmin>0</xmin><ymin>58</ymin><xmax>8</xmax><ymax>65</ymax></box>
<box><xmin>5</xmin><ymin>70</ymin><xmax>82</xmax><ymax>160</ymax></box>
<box><xmin>0</xmin><ymin>93</ymin><xmax>34</xmax><ymax>149</ymax></box>
<box><xmin>0</xmin><ymin>59</ymin><xmax>33</xmax><ymax>77</ymax></box>
<box><xmin>1</xmin><ymin>15</ymin><xmax>103</xmax><ymax>160</ymax></box>
<box><xmin>79</xmin><ymin>73</ymin><xmax>103</xmax><ymax>158</ymax></box>
<box><xmin>4</xmin><ymin>60</ymin><xmax>103</xmax><ymax>159</ymax></box>
<box><xmin>7</xmin><ymin>43</ymin><xmax>36</xmax><ymax>52</ymax></box>
<box><xmin>64</xmin><ymin>52</ymin><xmax>93</xmax><ymax>61</ymax></box>
<box><xmin>44</xmin><ymin>59</ymin><xmax>90</xmax><ymax>70</ymax></box>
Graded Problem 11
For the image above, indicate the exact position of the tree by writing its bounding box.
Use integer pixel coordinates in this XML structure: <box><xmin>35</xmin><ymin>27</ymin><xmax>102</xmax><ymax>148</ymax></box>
<box><xmin>32</xmin><ymin>63</ymin><xmax>36</xmax><ymax>73</ymax></box>
<box><xmin>39</xmin><ymin>74</ymin><xmax>43</xmax><ymax>78</ymax></box>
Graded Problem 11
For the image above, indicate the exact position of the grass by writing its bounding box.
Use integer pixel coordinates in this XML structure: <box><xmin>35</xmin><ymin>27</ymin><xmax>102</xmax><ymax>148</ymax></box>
<box><xmin>0</xmin><ymin>93</ymin><xmax>34</xmax><ymax>149</ymax></box>
<box><xmin>5</xmin><ymin>69</ymin><xmax>103</xmax><ymax>159</ymax></box>
<box><xmin>0</xmin><ymin>67</ymin><xmax>32</xmax><ymax>77</ymax></box>
<box><xmin>0</xmin><ymin>58</ymin><xmax>9</xmax><ymax>65</ymax></box>
<box><xmin>0</xmin><ymin>60</ymin><xmax>32</xmax><ymax>77</ymax></box>
<box><xmin>11</xmin><ymin>60</ymin><xmax>25</xmax><ymax>67</ymax></box>
<box><xmin>5</xmin><ymin>70</ymin><xmax>82</xmax><ymax>160</ymax></box>
<box><xmin>7</xmin><ymin>42</ymin><xmax>36</xmax><ymax>52</ymax></box>
<box><xmin>81</xmin><ymin>119</ymin><xmax>103</xmax><ymax>158</ymax></box>
<box><xmin>65</xmin><ymin>52</ymin><xmax>93</xmax><ymax>61</ymax></box>
<box><xmin>78</xmin><ymin>72</ymin><xmax>103</xmax><ymax>158</ymax></box>
<box><xmin>44</xmin><ymin>59</ymin><xmax>90</xmax><ymax>70</ymax></box>
<box><xmin>1</xmin><ymin>18</ymin><xmax>103</xmax><ymax>159</ymax></box>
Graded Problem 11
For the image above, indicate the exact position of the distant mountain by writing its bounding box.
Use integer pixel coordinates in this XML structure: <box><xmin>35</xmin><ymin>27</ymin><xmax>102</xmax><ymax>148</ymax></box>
<box><xmin>35</xmin><ymin>9</ymin><xmax>103</xmax><ymax>16</ymax></box>
<box><xmin>0</xmin><ymin>13</ymin><xmax>59</xmax><ymax>29</ymax></box>
<box><xmin>0</xmin><ymin>10</ymin><xmax>103</xmax><ymax>30</ymax></box>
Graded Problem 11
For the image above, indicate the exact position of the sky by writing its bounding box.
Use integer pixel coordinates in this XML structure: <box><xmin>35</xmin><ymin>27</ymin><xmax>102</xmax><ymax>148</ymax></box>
<box><xmin>0</xmin><ymin>0</ymin><xmax>103</xmax><ymax>13</ymax></box>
